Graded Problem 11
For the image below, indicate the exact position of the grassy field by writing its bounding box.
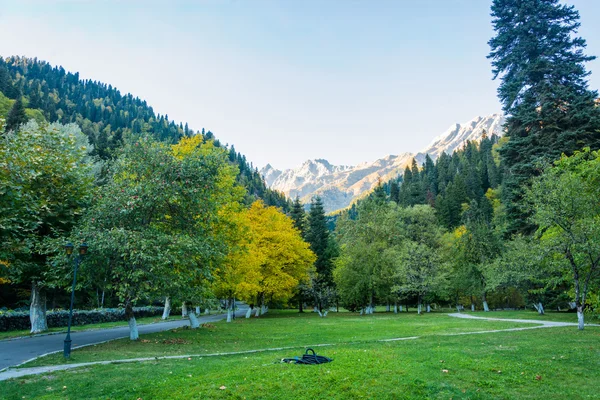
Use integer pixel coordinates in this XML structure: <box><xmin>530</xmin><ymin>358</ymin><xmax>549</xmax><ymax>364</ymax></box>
<box><xmin>0</xmin><ymin>316</ymin><xmax>174</xmax><ymax>341</ymax></box>
<box><xmin>21</xmin><ymin>310</ymin><xmax>531</xmax><ymax>367</ymax></box>
<box><xmin>1</xmin><ymin>310</ymin><xmax>598</xmax><ymax>399</ymax></box>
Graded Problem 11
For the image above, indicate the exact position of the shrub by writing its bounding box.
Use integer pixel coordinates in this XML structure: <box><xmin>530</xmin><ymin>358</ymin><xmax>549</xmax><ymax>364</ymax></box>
<box><xmin>0</xmin><ymin>306</ymin><xmax>163</xmax><ymax>332</ymax></box>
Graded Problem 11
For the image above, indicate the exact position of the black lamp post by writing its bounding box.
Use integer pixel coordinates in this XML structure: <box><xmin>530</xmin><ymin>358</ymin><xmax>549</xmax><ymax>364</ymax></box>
<box><xmin>64</xmin><ymin>242</ymin><xmax>88</xmax><ymax>358</ymax></box>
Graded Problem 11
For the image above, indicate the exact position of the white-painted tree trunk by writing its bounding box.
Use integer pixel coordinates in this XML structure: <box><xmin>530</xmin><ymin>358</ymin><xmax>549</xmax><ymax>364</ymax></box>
<box><xmin>313</xmin><ymin>306</ymin><xmax>319</xmax><ymax>313</ymax></box>
<box><xmin>188</xmin><ymin>311</ymin><xmax>200</xmax><ymax>329</ymax></box>
<box><xmin>537</xmin><ymin>302</ymin><xmax>544</xmax><ymax>315</ymax></box>
<box><xmin>360</xmin><ymin>308</ymin><xmax>364</xmax><ymax>315</ymax></box>
<box><xmin>386</xmin><ymin>304</ymin><xmax>391</xmax><ymax>312</ymax></box>
<box><xmin>204</xmin><ymin>308</ymin><xmax>210</xmax><ymax>315</ymax></box>
<box><xmin>394</xmin><ymin>303</ymin><xmax>398</xmax><ymax>314</ymax></box>
<box><xmin>471</xmin><ymin>304</ymin><xmax>475</xmax><ymax>312</ymax></box>
<box><xmin>196</xmin><ymin>306</ymin><xmax>200</xmax><ymax>314</ymax></box>
<box><xmin>128</xmin><ymin>317</ymin><xmax>139</xmax><ymax>340</ymax></box>
<box><xmin>245</xmin><ymin>307</ymin><xmax>252</xmax><ymax>318</ymax></box>
<box><xmin>261</xmin><ymin>305</ymin><xmax>268</xmax><ymax>315</ymax></box>
<box><xmin>29</xmin><ymin>283</ymin><xmax>48</xmax><ymax>334</ymax></box>
<box><xmin>417</xmin><ymin>303</ymin><xmax>422</xmax><ymax>315</ymax></box>
<box><xmin>255</xmin><ymin>307</ymin><xmax>260</xmax><ymax>317</ymax></box>
<box><xmin>227</xmin><ymin>308</ymin><xmax>232</xmax><ymax>322</ymax></box>
<box><xmin>577</xmin><ymin>308</ymin><xmax>585</xmax><ymax>330</ymax></box>
<box><xmin>456</xmin><ymin>305</ymin><xmax>461</xmax><ymax>312</ymax></box>
<box><xmin>482</xmin><ymin>301</ymin><xmax>489</xmax><ymax>312</ymax></box>
<box><xmin>162</xmin><ymin>297</ymin><xmax>171</xmax><ymax>320</ymax></box>
<box><xmin>426</xmin><ymin>304</ymin><xmax>431</xmax><ymax>313</ymax></box>
<box><xmin>125</xmin><ymin>302</ymin><xmax>138</xmax><ymax>340</ymax></box>
<box><xmin>182</xmin><ymin>301</ymin><xmax>188</xmax><ymax>317</ymax></box>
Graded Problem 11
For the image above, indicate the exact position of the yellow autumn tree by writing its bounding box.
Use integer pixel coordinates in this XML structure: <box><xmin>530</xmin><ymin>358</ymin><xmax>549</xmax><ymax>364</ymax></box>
<box><xmin>230</xmin><ymin>201</ymin><xmax>315</xmax><ymax>315</ymax></box>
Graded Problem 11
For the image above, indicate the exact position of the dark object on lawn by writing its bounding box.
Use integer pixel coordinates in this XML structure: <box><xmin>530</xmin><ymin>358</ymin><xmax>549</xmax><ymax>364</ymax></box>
<box><xmin>281</xmin><ymin>348</ymin><xmax>333</xmax><ymax>364</ymax></box>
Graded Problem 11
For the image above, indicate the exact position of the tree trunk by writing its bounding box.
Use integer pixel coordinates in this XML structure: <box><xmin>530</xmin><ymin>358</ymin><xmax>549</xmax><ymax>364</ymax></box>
<box><xmin>125</xmin><ymin>302</ymin><xmax>138</xmax><ymax>340</ymax></box>
<box><xmin>426</xmin><ymin>304</ymin><xmax>431</xmax><ymax>313</ymax></box>
<box><xmin>394</xmin><ymin>302</ymin><xmax>398</xmax><ymax>314</ymax></box>
<box><xmin>227</xmin><ymin>307</ymin><xmax>232</xmax><ymax>323</ymax></box>
<box><xmin>299</xmin><ymin>298</ymin><xmax>304</xmax><ymax>313</ymax></box>
<box><xmin>204</xmin><ymin>308</ymin><xmax>210</xmax><ymax>315</ymax></box>
<box><xmin>245</xmin><ymin>306</ymin><xmax>252</xmax><ymax>318</ymax></box>
<box><xmin>417</xmin><ymin>295</ymin><xmax>422</xmax><ymax>315</ymax></box>
<box><xmin>162</xmin><ymin>296</ymin><xmax>171</xmax><ymax>320</ymax></box>
<box><xmin>182</xmin><ymin>301</ymin><xmax>188</xmax><ymax>317</ymax></box>
<box><xmin>482</xmin><ymin>292</ymin><xmax>489</xmax><ymax>312</ymax></box>
<box><xmin>471</xmin><ymin>304</ymin><xmax>475</xmax><ymax>312</ymax></box>
<box><xmin>577</xmin><ymin>306</ymin><xmax>584</xmax><ymax>330</ymax></box>
<box><xmin>29</xmin><ymin>282</ymin><xmax>48</xmax><ymax>334</ymax></box>
<box><xmin>399</xmin><ymin>305</ymin><xmax>403</xmax><ymax>312</ymax></box>
<box><xmin>196</xmin><ymin>306</ymin><xmax>200</xmax><ymax>314</ymax></box>
<box><xmin>386</xmin><ymin>303</ymin><xmax>391</xmax><ymax>312</ymax></box>
<box><xmin>100</xmin><ymin>290</ymin><xmax>105</xmax><ymax>309</ymax></box>
<box><xmin>188</xmin><ymin>311</ymin><xmax>200</xmax><ymax>329</ymax></box>
<box><xmin>255</xmin><ymin>307</ymin><xmax>260</xmax><ymax>317</ymax></box>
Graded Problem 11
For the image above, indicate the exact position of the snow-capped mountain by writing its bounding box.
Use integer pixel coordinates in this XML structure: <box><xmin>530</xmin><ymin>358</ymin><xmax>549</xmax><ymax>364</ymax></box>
<box><xmin>414</xmin><ymin>113</ymin><xmax>505</xmax><ymax>163</ymax></box>
<box><xmin>261</xmin><ymin>114</ymin><xmax>505</xmax><ymax>213</ymax></box>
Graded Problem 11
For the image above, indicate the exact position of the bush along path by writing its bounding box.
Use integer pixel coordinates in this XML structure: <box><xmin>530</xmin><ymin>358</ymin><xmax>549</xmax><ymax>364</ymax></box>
<box><xmin>3</xmin><ymin>312</ymin><xmax>598</xmax><ymax>382</ymax></box>
<box><xmin>0</xmin><ymin>305</ymin><xmax>248</xmax><ymax>372</ymax></box>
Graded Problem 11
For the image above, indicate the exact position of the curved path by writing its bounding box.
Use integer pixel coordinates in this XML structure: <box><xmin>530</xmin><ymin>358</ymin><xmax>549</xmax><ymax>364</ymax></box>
<box><xmin>0</xmin><ymin>305</ymin><xmax>248</xmax><ymax>373</ymax></box>
<box><xmin>447</xmin><ymin>312</ymin><xmax>600</xmax><ymax>327</ymax></box>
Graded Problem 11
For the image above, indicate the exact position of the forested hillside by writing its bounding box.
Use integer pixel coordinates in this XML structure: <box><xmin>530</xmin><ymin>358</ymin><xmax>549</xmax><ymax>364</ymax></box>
<box><xmin>0</xmin><ymin>56</ymin><xmax>289</xmax><ymax>210</ymax></box>
<box><xmin>348</xmin><ymin>133</ymin><xmax>501</xmax><ymax>229</ymax></box>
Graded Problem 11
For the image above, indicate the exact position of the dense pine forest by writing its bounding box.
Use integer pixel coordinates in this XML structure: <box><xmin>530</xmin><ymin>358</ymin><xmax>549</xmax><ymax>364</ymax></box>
<box><xmin>0</xmin><ymin>56</ymin><xmax>289</xmax><ymax>209</ymax></box>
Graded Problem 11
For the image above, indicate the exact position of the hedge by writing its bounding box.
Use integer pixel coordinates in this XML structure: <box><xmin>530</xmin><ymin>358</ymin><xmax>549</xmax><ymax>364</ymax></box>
<box><xmin>0</xmin><ymin>306</ymin><xmax>164</xmax><ymax>332</ymax></box>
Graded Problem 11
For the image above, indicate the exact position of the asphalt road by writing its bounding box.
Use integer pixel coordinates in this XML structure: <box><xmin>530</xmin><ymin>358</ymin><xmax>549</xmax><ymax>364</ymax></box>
<box><xmin>0</xmin><ymin>307</ymin><xmax>247</xmax><ymax>371</ymax></box>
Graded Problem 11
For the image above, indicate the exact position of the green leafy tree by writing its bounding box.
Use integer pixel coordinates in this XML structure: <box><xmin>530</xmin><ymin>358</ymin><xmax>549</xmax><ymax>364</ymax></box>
<box><xmin>72</xmin><ymin>136</ymin><xmax>241</xmax><ymax>339</ymax></box>
<box><xmin>526</xmin><ymin>148</ymin><xmax>600</xmax><ymax>330</ymax></box>
<box><xmin>393</xmin><ymin>205</ymin><xmax>449</xmax><ymax>314</ymax></box>
<box><xmin>488</xmin><ymin>0</ymin><xmax>600</xmax><ymax>235</ymax></box>
<box><xmin>335</xmin><ymin>198</ymin><xmax>400</xmax><ymax>313</ymax></box>
<box><xmin>0</xmin><ymin>121</ymin><xmax>95</xmax><ymax>333</ymax></box>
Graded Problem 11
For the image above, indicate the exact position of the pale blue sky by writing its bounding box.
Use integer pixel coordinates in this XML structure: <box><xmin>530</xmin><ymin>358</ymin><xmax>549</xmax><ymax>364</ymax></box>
<box><xmin>1</xmin><ymin>0</ymin><xmax>599</xmax><ymax>170</ymax></box>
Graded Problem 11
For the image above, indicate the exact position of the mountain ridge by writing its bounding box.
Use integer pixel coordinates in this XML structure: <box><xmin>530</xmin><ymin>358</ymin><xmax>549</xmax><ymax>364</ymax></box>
<box><xmin>261</xmin><ymin>114</ymin><xmax>505</xmax><ymax>212</ymax></box>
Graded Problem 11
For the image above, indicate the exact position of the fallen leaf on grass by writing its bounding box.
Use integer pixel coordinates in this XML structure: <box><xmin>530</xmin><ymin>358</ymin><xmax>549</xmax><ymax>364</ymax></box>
<box><xmin>161</xmin><ymin>338</ymin><xmax>191</xmax><ymax>345</ymax></box>
<box><xmin>219</xmin><ymin>386</ymin><xmax>227</xmax><ymax>390</ymax></box>
<box><xmin>442</xmin><ymin>369</ymin><xmax>449</xmax><ymax>373</ymax></box>
<box><xmin>535</xmin><ymin>375</ymin><xmax>542</xmax><ymax>381</ymax></box>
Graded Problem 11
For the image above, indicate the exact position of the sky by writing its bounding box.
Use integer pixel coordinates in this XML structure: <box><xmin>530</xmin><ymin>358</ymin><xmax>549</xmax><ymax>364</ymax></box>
<box><xmin>1</xmin><ymin>1</ymin><xmax>599</xmax><ymax>170</ymax></box>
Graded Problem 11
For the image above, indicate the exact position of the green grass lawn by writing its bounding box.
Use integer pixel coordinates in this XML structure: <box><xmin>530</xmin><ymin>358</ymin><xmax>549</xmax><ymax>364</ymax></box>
<box><xmin>0</xmin><ymin>316</ymin><xmax>175</xmax><ymax>341</ymax></box>
<box><xmin>21</xmin><ymin>310</ymin><xmax>533</xmax><ymax>368</ymax></box>
<box><xmin>1</xmin><ymin>311</ymin><xmax>599</xmax><ymax>399</ymax></box>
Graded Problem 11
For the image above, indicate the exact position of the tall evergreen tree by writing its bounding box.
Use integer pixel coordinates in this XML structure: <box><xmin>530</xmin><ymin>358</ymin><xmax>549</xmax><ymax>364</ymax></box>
<box><xmin>305</xmin><ymin>196</ymin><xmax>338</xmax><ymax>313</ymax></box>
<box><xmin>290</xmin><ymin>196</ymin><xmax>306</xmax><ymax>237</ymax></box>
<box><xmin>488</xmin><ymin>0</ymin><xmax>600</xmax><ymax>235</ymax></box>
<box><xmin>306</xmin><ymin>196</ymin><xmax>332</xmax><ymax>287</ymax></box>
<box><xmin>5</xmin><ymin>96</ymin><xmax>28</xmax><ymax>132</ymax></box>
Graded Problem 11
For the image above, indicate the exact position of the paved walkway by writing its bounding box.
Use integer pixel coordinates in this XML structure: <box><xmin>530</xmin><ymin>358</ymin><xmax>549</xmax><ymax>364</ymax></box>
<box><xmin>447</xmin><ymin>312</ymin><xmax>600</xmax><ymax>327</ymax></box>
<box><xmin>0</xmin><ymin>307</ymin><xmax>247</xmax><ymax>372</ymax></box>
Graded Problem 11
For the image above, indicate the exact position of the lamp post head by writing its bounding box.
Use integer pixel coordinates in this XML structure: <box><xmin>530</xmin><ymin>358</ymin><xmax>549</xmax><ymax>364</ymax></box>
<box><xmin>65</xmin><ymin>243</ymin><xmax>74</xmax><ymax>256</ymax></box>
<box><xmin>79</xmin><ymin>243</ymin><xmax>88</xmax><ymax>256</ymax></box>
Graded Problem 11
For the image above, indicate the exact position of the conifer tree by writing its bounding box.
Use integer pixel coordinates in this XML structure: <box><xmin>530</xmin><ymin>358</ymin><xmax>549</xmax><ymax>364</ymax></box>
<box><xmin>5</xmin><ymin>96</ymin><xmax>29</xmax><ymax>132</ymax></box>
<box><xmin>488</xmin><ymin>0</ymin><xmax>600</xmax><ymax>235</ymax></box>
<box><xmin>290</xmin><ymin>196</ymin><xmax>306</xmax><ymax>237</ymax></box>
<box><xmin>306</xmin><ymin>196</ymin><xmax>332</xmax><ymax>286</ymax></box>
